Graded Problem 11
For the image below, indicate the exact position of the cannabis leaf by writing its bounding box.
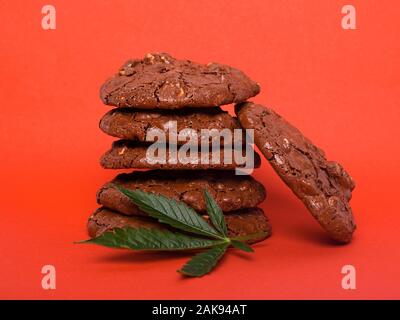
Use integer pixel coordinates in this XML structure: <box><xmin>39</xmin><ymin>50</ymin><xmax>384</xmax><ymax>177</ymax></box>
<box><xmin>117</xmin><ymin>187</ymin><xmax>223</xmax><ymax>240</ymax></box>
<box><xmin>231</xmin><ymin>239</ymin><xmax>254</xmax><ymax>252</ymax></box>
<box><xmin>81</xmin><ymin>187</ymin><xmax>261</xmax><ymax>277</ymax></box>
<box><xmin>83</xmin><ymin>227</ymin><xmax>226</xmax><ymax>250</ymax></box>
<box><xmin>179</xmin><ymin>243</ymin><xmax>229</xmax><ymax>277</ymax></box>
<box><xmin>204</xmin><ymin>189</ymin><xmax>227</xmax><ymax>237</ymax></box>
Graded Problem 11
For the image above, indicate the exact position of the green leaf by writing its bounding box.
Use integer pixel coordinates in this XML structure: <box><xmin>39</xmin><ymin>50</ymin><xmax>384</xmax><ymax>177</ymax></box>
<box><xmin>231</xmin><ymin>240</ymin><xmax>254</xmax><ymax>252</ymax></box>
<box><xmin>83</xmin><ymin>227</ymin><xmax>226</xmax><ymax>251</ymax></box>
<box><xmin>203</xmin><ymin>189</ymin><xmax>227</xmax><ymax>237</ymax></box>
<box><xmin>117</xmin><ymin>187</ymin><xmax>224</xmax><ymax>240</ymax></box>
<box><xmin>178</xmin><ymin>243</ymin><xmax>229</xmax><ymax>277</ymax></box>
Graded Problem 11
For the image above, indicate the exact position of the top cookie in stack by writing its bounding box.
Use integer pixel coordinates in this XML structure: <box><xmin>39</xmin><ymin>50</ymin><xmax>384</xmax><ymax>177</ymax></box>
<box><xmin>100</xmin><ymin>52</ymin><xmax>260</xmax><ymax>109</ymax></box>
<box><xmin>91</xmin><ymin>53</ymin><xmax>271</xmax><ymax>244</ymax></box>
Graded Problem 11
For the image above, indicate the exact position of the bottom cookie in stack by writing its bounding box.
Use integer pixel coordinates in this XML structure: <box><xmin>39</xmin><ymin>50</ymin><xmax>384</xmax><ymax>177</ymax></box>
<box><xmin>88</xmin><ymin>207</ymin><xmax>271</xmax><ymax>244</ymax></box>
<box><xmin>88</xmin><ymin>169</ymin><xmax>270</xmax><ymax>244</ymax></box>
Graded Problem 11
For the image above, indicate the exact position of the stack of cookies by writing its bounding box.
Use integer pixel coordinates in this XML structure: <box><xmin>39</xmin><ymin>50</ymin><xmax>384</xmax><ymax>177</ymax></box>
<box><xmin>88</xmin><ymin>53</ymin><xmax>272</xmax><ymax>243</ymax></box>
<box><xmin>89</xmin><ymin>52</ymin><xmax>356</xmax><ymax>244</ymax></box>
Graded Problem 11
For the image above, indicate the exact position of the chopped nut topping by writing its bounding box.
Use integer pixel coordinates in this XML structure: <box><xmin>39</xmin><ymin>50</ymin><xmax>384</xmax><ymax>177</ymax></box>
<box><xmin>282</xmin><ymin>138</ymin><xmax>291</xmax><ymax>150</ymax></box>
<box><xmin>160</xmin><ymin>55</ymin><xmax>170</xmax><ymax>64</ymax></box>
<box><xmin>309</xmin><ymin>198</ymin><xmax>323</xmax><ymax>210</ymax></box>
<box><xmin>118</xmin><ymin>147</ymin><xmax>127</xmax><ymax>155</ymax></box>
<box><xmin>274</xmin><ymin>154</ymin><xmax>285</xmax><ymax>165</ymax></box>
<box><xmin>145</xmin><ymin>53</ymin><xmax>155</xmax><ymax>64</ymax></box>
<box><xmin>263</xmin><ymin>142</ymin><xmax>273</xmax><ymax>150</ymax></box>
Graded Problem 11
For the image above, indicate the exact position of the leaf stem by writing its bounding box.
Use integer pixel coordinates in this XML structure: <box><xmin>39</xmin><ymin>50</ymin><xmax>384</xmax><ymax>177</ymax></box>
<box><xmin>230</xmin><ymin>232</ymin><xmax>269</xmax><ymax>243</ymax></box>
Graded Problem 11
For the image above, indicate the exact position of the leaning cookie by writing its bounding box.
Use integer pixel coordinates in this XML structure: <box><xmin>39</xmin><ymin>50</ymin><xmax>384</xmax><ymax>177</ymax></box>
<box><xmin>100</xmin><ymin>140</ymin><xmax>261</xmax><ymax>170</ymax></box>
<box><xmin>235</xmin><ymin>102</ymin><xmax>356</xmax><ymax>243</ymax></box>
<box><xmin>99</xmin><ymin>107</ymin><xmax>241</xmax><ymax>143</ymax></box>
<box><xmin>100</xmin><ymin>52</ymin><xmax>260</xmax><ymax>109</ymax></box>
<box><xmin>88</xmin><ymin>207</ymin><xmax>271</xmax><ymax>244</ymax></box>
<box><xmin>97</xmin><ymin>170</ymin><xmax>266</xmax><ymax>215</ymax></box>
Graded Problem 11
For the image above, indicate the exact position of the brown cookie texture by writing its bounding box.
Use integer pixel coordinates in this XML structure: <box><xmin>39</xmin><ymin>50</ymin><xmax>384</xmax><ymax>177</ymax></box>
<box><xmin>100</xmin><ymin>140</ymin><xmax>261</xmax><ymax>170</ymax></box>
<box><xmin>235</xmin><ymin>102</ymin><xmax>356</xmax><ymax>243</ymax></box>
<box><xmin>100</xmin><ymin>52</ymin><xmax>260</xmax><ymax>109</ymax></box>
<box><xmin>96</xmin><ymin>170</ymin><xmax>266</xmax><ymax>215</ymax></box>
<box><xmin>99</xmin><ymin>107</ymin><xmax>241</xmax><ymax>143</ymax></box>
<box><xmin>87</xmin><ymin>207</ymin><xmax>159</xmax><ymax>238</ymax></box>
<box><xmin>88</xmin><ymin>207</ymin><xmax>271</xmax><ymax>244</ymax></box>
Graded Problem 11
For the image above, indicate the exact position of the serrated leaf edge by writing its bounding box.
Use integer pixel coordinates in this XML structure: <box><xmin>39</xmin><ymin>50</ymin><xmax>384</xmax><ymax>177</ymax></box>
<box><xmin>83</xmin><ymin>227</ymin><xmax>228</xmax><ymax>251</ymax></box>
<box><xmin>117</xmin><ymin>187</ymin><xmax>225</xmax><ymax>240</ymax></box>
<box><xmin>178</xmin><ymin>243</ymin><xmax>229</xmax><ymax>277</ymax></box>
<box><xmin>203</xmin><ymin>189</ymin><xmax>228</xmax><ymax>237</ymax></box>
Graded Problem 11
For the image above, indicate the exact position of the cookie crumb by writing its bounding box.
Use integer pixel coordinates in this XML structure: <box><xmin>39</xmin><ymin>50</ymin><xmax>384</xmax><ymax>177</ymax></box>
<box><xmin>118</xmin><ymin>146</ymin><xmax>127</xmax><ymax>155</ymax></box>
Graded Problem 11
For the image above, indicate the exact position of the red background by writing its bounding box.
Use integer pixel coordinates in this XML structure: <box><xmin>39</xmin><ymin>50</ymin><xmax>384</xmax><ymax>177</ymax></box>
<box><xmin>0</xmin><ymin>0</ymin><xmax>399</xmax><ymax>299</ymax></box>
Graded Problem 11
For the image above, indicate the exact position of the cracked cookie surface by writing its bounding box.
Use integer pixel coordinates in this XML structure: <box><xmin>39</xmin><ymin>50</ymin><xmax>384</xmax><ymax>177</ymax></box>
<box><xmin>100</xmin><ymin>140</ymin><xmax>261</xmax><ymax>170</ymax></box>
<box><xmin>100</xmin><ymin>53</ymin><xmax>260</xmax><ymax>109</ymax></box>
<box><xmin>99</xmin><ymin>107</ymin><xmax>241</xmax><ymax>143</ymax></box>
<box><xmin>88</xmin><ymin>207</ymin><xmax>271</xmax><ymax>244</ymax></box>
<box><xmin>96</xmin><ymin>170</ymin><xmax>266</xmax><ymax>215</ymax></box>
<box><xmin>235</xmin><ymin>102</ymin><xmax>356</xmax><ymax>243</ymax></box>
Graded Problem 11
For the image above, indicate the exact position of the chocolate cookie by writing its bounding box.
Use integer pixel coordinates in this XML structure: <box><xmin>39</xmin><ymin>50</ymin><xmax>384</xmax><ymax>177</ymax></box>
<box><xmin>100</xmin><ymin>140</ymin><xmax>261</xmax><ymax>170</ymax></box>
<box><xmin>100</xmin><ymin>53</ymin><xmax>260</xmax><ymax>109</ymax></box>
<box><xmin>99</xmin><ymin>107</ymin><xmax>241</xmax><ymax>143</ymax></box>
<box><xmin>235</xmin><ymin>102</ymin><xmax>356</xmax><ymax>243</ymax></box>
<box><xmin>88</xmin><ymin>207</ymin><xmax>271</xmax><ymax>244</ymax></box>
<box><xmin>97</xmin><ymin>170</ymin><xmax>266</xmax><ymax>215</ymax></box>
